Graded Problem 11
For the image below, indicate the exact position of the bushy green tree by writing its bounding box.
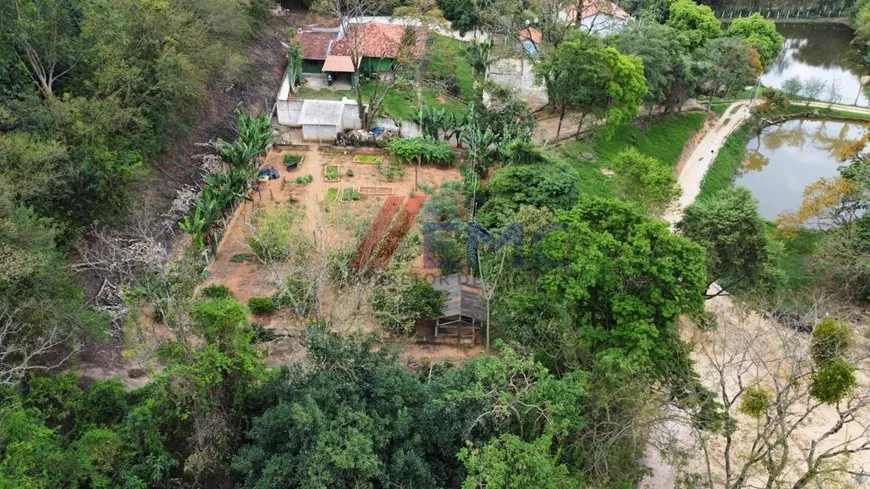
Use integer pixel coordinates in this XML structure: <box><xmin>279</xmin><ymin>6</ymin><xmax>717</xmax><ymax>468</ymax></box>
<box><xmin>371</xmin><ymin>273</ymin><xmax>446</xmax><ymax>335</ymax></box>
<box><xmin>696</xmin><ymin>36</ymin><xmax>759</xmax><ymax>108</ymax></box>
<box><xmin>666</xmin><ymin>0</ymin><xmax>721</xmax><ymax>51</ymax></box>
<box><xmin>727</xmin><ymin>13</ymin><xmax>785</xmax><ymax>69</ymax></box>
<box><xmin>612</xmin><ymin>147</ymin><xmax>681</xmax><ymax>216</ymax></box>
<box><xmin>497</xmin><ymin>198</ymin><xmax>706</xmax><ymax>378</ymax></box>
<box><xmin>460</xmin><ymin>434</ymin><xmax>582</xmax><ymax>489</ymax></box>
<box><xmin>678</xmin><ymin>187</ymin><xmax>782</xmax><ymax>297</ymax></box>
<box><xmin>535</xmin><ymin>32</ymin><xmax>646</xmax><ymax>140</ymax></box>
<box><xmin>477</xmin><ymin>162</ymin><xmax>581</xmax><ymax>228</ymax></box>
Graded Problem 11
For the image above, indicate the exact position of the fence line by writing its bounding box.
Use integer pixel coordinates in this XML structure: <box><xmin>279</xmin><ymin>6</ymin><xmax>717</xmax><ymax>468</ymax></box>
<box><xmin>715</xmin><ymin>5</ymin><xmax>849</xmax><ymax>20</ymax></box>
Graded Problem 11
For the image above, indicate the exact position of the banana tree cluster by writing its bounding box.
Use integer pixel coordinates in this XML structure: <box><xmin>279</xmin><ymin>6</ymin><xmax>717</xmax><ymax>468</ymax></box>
<box><xmin>179</xmin><ymin>111</ymin><xmax>272</xmax><ymax>249</ymax></box>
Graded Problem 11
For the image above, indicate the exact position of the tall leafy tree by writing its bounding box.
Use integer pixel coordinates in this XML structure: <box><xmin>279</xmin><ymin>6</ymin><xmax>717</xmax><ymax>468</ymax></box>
<box><xmin>696</xmin><ymin>36</ymin><xmax>758</xmax><ymax>108</ymax></box>
<box><xmin>0</xmin><ymin>0</ymin><xmax>81</xmax><ymax>98</ymax></box>
<box><xmin>611</xmin><ymin>22</ymin><xmax>696</xmax><ymax>113</ymax></box>
<box><xmin>666</xmin><ymin>0</ymin><xmax>721</xmax><ymax>51</ymax></box>
<box><xmin>726</xmin><ymin>12</ymin><xmax>784</xmax><ymax>69</ymax></box>
<box><xmin>678</xmin><ymin>187</ymin><xmax>782</xmax><ymax>298</ymax></box>
<box><xmin>535</xmin><ymin>32</ymin><xmax>646</xmax><ymax>140</ymax></box>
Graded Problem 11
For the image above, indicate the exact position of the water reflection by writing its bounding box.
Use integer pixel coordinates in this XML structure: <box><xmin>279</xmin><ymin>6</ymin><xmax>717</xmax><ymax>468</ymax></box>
<box><xmin>761</xmin><ymin>23</ymin><xmax>869</xmax><ymax>106</ymax></box>
<box><xmin>735</xmin><ymin>119</ymin><xmax>867</xmax><ymax>220</ymax></box>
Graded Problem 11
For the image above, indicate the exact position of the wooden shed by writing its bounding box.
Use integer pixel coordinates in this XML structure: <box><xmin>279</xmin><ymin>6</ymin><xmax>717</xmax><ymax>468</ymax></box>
<box><xmin>430</xmin><ymin>274</ymin><xmax>485</xmax><ymax>343</ymax></box>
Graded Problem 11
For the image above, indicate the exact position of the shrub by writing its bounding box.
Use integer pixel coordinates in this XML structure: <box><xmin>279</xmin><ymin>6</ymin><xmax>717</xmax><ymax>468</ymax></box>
<box><xmin>201</xmin><ymin>284</ymin><xmax>233</xmax><ymax>299</ymax></box>
<box><xmin>248</xmin><ymin>207</ymin><xmax>298</xmax><ymax>262</ymax></box>
<box><xmin>346</xmin><ymin>168</ymin><xmax>354</xmax><ymax>177</ymax></box>
<box><xmin>250</xmin><ymin>322</ymin><xmax>277</xmax><ymax>343</ymax></box>
<box><xmin>248</xmin><ymin>297</ymin><xmax>277</xmax><ymax>315</ymax></box>
<box><xmin>810</xmin><ymin>359</ymin><xmax>856</xmax><ymax>404</ymax></box>
<box><xmin>342</xmin><ymin>188</ymin><xmax>360</xmax><ymax>201</ymax></box>
<box><xmin>378</xmin><ymin>159</ymin><xmax>406</xmax><ymax>181</ymax></box>
<box><xmin>372</xmin><ymin>273</ymin><xmax>446</xmax><ymax>335</ymax></box>
<box><xmin>292</xmin><ymin>174</ymin><xmax>313</xmax><ymax>184</ymax></box>
<box><xmin>283</xmin><ymin>153</ymin><xmax>303</xmax><ymax>165</ymax></box>
<box><xmin>739</xmin><ymin>385</ymin><xmax>770</xmax><ymax>418</ymax></box>
<box><xmin>272</xmin><ymin>274</ymin><xmax>316</xmax><ymax>318</ymax></box>
<box><xmin>811</xmin><ymin>317</ymin><xmax>852</xmax><ymax>366</ymax></box>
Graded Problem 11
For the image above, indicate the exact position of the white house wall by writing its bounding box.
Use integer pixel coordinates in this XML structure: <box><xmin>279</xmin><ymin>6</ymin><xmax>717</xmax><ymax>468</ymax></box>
<box><xmin>580</xmin><ymin>14</ymin><xmax>627</xmax><ymax>35</ymax></box>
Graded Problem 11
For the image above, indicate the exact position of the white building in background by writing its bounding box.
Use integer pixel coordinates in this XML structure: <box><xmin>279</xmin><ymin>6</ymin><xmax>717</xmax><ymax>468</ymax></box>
<box><xmin>560</xmin><ymin>0</ymin><xmax>630</xmax><ymax>36</ymax></box>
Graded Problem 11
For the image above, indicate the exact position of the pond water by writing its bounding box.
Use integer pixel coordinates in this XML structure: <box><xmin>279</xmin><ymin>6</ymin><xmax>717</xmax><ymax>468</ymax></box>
<box><xmin>761</xmin><ymin>23</ymin><xmax>869</xmax><ymax>106</ymax></box>
<box><xmin>734</xmin><ymin>119</ymin><xmax>867</xmax><ymax>221</ymax></box>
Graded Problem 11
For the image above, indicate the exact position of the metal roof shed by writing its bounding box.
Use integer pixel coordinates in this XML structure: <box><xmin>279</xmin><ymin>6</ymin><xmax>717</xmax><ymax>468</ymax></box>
<box><xmin>298</xmin><ymin>99</ymin><xmax>344</xmax><ymax>142</ymax></box>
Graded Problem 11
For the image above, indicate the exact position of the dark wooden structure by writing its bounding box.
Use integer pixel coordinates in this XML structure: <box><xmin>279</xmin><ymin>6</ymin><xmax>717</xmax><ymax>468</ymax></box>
<box><xmin>431</xmin><ymin>274</ymin><xmax>485</xmax><ymax>343</ymax></box>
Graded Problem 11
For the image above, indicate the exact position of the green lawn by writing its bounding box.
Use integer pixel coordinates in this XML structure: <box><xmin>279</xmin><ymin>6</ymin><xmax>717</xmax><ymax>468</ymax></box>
<box><xmin>558</xmin><ymin>113</ymin><xmax>708</xmax><ymax>197</ymax></box>
<box><xmin>424</xmin><ymin>35</ymin><xmax>475</xmax><ymax>101</ymax></box>
<box><xmin>297</xmin><ymin>83</ymin><xmax>467</xmax><ymax>122</ymax></box>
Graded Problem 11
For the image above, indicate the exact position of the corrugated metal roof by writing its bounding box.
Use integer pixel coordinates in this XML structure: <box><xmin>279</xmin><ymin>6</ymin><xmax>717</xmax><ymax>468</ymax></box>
<box><xmin>432</xmin><ymin>274</ymin><xmax>485</xmax><ymax>321</ymax></box>
<box><xmin>298</xmin><ymin>99</ymin><xmax>344</xmax><ymax>126</ymax></box>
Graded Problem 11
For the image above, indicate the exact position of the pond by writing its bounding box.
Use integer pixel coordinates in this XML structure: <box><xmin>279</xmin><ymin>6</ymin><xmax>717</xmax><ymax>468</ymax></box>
<box><xmin>734</xmin><ymin>119</ymin><xmax>867</xmax><ymax>221</ymax></box>
<box><xmin>761</xmin><ymin>23</ymin><xmax>869</xmax><ymax>106</ymax></box>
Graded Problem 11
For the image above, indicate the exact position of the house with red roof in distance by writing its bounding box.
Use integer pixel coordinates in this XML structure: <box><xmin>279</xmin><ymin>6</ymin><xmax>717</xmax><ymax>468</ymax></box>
<box><xmin>559</xmin><ymin>0</ymin><xmax>630</xmax><ymax>36</ymax></box>
<box><xmin>517</xmin><ymin>27</ymin><xmax>542</xmax><ymax>56</ymax></box>
<box><xmin>292</xmin><ymin>21</ymin><xmax>428</xmax><ymax>88</ymax></box>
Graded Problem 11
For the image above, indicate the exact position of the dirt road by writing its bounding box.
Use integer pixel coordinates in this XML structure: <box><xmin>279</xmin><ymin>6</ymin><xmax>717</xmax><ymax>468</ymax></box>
<box><xmin>663</xmin><ymin>102</ymin><xmax>752</xmax><ymax>225</ymax></box>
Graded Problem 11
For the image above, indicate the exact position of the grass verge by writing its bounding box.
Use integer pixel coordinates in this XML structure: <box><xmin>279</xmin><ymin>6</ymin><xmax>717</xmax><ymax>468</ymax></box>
<box><xmin>697</xmin><ymin>124</ymin><xmax>752</xmax><ymax>202</ymax></box>
<box><xmin>558</xmin><ymin>112</ymin><xmax>708</xmax><ymax>197</ymax></box>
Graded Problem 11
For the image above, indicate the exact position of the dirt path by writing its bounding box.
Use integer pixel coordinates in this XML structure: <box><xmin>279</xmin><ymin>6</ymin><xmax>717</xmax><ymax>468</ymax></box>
<box><xmin>663</xmin><ymin>102</ymin><xmax>752</xmax><ymax>225</ymax></box>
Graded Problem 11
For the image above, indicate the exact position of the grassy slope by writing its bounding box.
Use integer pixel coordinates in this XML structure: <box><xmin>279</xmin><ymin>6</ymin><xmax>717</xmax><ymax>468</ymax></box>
<box><xmin>424</xmin><ymin>35</ymin><xmax>475</xmax><ymax>101</ymax></box>
<box><xmin>558</xmin><ymin>112</ymin><xmax>708</xmax><ymax>197</ymax></box>
<box><xmin>771</xmin><ymin>225</ymin><xmax>823</xmax><ymax>292</ymax></box>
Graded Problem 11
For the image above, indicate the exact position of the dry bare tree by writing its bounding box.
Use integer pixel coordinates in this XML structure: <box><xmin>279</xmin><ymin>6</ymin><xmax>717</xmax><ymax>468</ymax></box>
<box><xmin>0</xmin><ymin>304</ymin><xmax>75</xmax><ymax>385</ymax></box>
<box><xmin>659</xmin><ymin>299</ymin><xmax>870</xmax><ymax>489</ymax></box>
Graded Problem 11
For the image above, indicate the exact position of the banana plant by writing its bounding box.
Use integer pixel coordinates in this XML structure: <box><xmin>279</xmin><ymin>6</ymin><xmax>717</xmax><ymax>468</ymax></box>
<box><xmin>237</xmin><ymin>110</ymin><xmax>273</xmax><ymax>152</ymax></box>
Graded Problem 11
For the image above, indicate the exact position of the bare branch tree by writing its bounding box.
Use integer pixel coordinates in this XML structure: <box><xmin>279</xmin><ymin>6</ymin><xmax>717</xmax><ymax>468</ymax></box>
<box><xmin>660</xmin><ymin>299</ymin><xmax>870</xmax><ymax>488</ymax></box>
<box><xmin>0</xmin><ymin>304</ymin><xmax>75</xmax><ymax>385</ymax></box>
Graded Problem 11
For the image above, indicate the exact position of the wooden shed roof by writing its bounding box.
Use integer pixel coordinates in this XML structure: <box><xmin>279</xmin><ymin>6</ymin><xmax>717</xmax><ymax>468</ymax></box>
<box><xmin>432</xmin><ymin>274</ymin><xmax>485</xmax><ymax>322</ymax></box>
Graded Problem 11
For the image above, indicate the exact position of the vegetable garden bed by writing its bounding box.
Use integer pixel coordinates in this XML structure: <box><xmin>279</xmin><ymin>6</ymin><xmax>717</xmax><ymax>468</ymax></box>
<box><xmin>341</xmin><ymin>188</ymin><xmax>360</xmax><ymax>201</ymax></box>
<box><xmin>326</xmin><ymin>188</ymin><xmax>339</xmax><ymax>201</ymax></box>
<box><xmin>358</xmin><ymin>186</ymin><xmax>394</xmax><ymax>195</ymax></box>
<box><xmin>283</xmin><ymin>153</ymin><xmax>304</xmax><ymax>170</ymax></box>
<box><xmin>324</xmin><ymin>165</ymin><xmax>341</xmax><ymax>182</ymax></box>
<box><xmin>353</xmin><ymin>155</ymin><xmax>383</xmax><ymax>164</ymax></box>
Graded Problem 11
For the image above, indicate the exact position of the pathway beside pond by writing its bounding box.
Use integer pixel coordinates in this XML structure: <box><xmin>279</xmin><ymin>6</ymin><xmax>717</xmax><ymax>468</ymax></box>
<box><xmin>665</xmin><ymin>99</ymin><xmax>870</xmax><ymax>227</ymax></box>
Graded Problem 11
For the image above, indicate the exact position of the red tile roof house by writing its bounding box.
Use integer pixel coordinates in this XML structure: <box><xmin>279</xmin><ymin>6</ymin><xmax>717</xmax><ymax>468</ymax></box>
<box><xmin>560</xmin><ymin>0</ymin><xmax>630</xmax><ymax>36</ymax></box>
<box><xmin>294</xmin><ymin>21</ymin><xmax>428</xmax><ymax>88</ymax></box>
